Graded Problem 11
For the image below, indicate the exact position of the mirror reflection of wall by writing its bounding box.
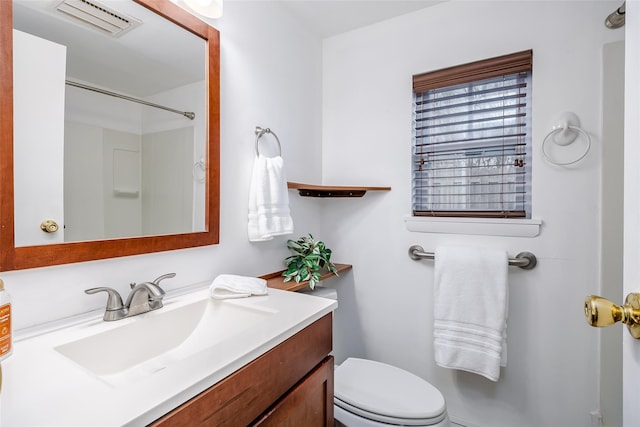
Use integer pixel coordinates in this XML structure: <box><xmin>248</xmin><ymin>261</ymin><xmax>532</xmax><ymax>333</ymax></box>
<box><xmin>12</xmin><ymin>0</ymin><xmax>206</xmax><ymax>246</ymax></box>
<box><xmin>141</xmin><ymin>126</ymin><xmax>195</xmax><ymax>237</ymax></box>
<box><xmin>63</xmin><ymin>81</ymin><xmax>202</xmax><ymax>242</ymax></box>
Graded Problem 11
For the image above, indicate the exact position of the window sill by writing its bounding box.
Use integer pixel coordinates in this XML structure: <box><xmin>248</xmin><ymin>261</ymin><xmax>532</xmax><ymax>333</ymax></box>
<box><xmin>403</xmin><ymin>215</ymin><xmax>541</xmax><ymax>237</ymax></box>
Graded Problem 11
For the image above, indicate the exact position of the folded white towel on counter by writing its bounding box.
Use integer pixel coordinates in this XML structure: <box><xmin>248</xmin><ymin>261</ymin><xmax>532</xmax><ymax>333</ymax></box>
<box><xmin>248</xmin><ymin>154</ymin><xmax>294</xmax><ymax>242</ymax></box>
<box><xmin>209</xmin><ymin>274</ymin><xmax>268</xmax><ymax>300</ymax></box>
<box><xmin>433</xmin><ymin>245</ymin><xmax>508</xmax><ymax>382</ymax></box>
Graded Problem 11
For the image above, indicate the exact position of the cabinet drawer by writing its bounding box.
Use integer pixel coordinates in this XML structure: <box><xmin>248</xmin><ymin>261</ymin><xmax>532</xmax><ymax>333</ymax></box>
<box><xmin>150</xmin><ymin>313</ymin><xmax>332</xmax><ymax>427</ymax></box>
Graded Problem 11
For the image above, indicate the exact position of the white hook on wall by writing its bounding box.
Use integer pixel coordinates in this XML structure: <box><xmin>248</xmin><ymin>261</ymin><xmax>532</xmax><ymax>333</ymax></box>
<box><xmin>193</xmin><ymin>157</ymin><xmax>206</xmax><ymax>183</ymax></box>
<box><xmin>541</xmin><ymin>112</ymin><xmax>592</xmax><ymax>166</ymax></box>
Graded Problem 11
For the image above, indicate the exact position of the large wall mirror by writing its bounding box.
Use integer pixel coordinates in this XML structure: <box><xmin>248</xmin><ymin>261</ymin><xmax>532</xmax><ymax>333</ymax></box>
<box><xmin>0</xmin><ymin>0</ymin><xmax>220</xmax><ymax>271</ymax></box>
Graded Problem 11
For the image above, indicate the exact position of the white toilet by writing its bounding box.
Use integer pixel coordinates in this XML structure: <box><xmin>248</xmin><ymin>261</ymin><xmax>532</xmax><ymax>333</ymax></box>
<box><xmin>301</xmin><ymin>287</ymin><xmax>451</xmax><ymax>427</ymax></box>
<box><xmin>334</xmin><ymin>357</ymin><xmax>450</xmax><ymax>427</ymax></box>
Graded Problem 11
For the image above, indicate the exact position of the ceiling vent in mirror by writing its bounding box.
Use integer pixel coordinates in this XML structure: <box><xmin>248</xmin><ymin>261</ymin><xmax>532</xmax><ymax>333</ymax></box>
<box><xmin>55</xmin><ymin>0</ymin><xmax>142</xmax><ymax>37</ymax></box>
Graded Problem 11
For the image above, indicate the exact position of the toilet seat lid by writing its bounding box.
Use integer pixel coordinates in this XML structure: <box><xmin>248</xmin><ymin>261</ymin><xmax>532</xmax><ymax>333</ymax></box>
<box><xmin>335</xmin><ymin>358</ymin><xmax>446</xmax><ymax>421</ymax></box>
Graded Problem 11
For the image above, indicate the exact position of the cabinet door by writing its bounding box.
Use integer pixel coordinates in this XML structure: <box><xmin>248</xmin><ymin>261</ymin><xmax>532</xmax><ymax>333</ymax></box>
<box><xmin>252</xmin><ymin>356</ymin><xmax>334</xmax><ymax>427</ymax></box>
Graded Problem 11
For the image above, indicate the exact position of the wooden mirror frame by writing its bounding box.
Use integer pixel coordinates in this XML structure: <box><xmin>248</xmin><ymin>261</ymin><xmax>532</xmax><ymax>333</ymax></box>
<box><xmin>0</xmin><ymin>0</ymin><xmax>220</xmax><ymax>271</ymax></box>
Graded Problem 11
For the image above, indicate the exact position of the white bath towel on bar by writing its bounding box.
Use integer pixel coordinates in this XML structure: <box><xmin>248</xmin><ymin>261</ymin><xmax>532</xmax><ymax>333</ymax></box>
<box><xmin>433</xmin><ymin>245</ymin><xmax>508</xmax><ymax>382</ymax></box>
<box><xmin>209</xmin><ymin>274</ymin><xmax>268</xmax><ymax>299</ymax></box>
<box><xmin>248</xmin><ymin>154</ymin><xmax>294</xmax><ymax>242</ymax></box>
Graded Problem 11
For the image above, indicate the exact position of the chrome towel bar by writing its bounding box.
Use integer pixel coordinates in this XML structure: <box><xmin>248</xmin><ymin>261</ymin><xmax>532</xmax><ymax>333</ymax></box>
<box><xmin>408</xmin><ymin>245</ymin><xmax>537</xmax><ymax>270</ymax></box>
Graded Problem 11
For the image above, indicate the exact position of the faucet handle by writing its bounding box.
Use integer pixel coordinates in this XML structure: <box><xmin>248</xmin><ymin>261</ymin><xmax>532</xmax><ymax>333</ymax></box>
<box><xmin>85</xmin><ymin>287</ymin><xmax>124</xmax><ymax>311</ymax></box>
<box><xmin>128</xmin><ymin>273</ymin><xmax>175</xmax><ymax>291</ymax></box>
<box><xmin>152</xmin><ymin>273</ymin><xmax>176</xmax><ymax>287</ymax></box>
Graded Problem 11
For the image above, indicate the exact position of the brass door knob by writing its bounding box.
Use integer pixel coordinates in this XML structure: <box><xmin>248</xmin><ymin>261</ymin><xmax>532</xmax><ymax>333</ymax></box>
<box><xmin>40</xmin><ymin>220</ymin><xmax>59</xmax><ymax>233</ymax></box>
<box><xmin>584</xmin><ymin>293</ymin><xmax>640</xmax><ymax>338</ymax></box>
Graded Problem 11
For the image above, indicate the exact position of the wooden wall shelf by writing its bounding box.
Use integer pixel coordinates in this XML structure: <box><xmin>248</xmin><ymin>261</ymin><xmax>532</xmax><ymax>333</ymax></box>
<box><xmin>287</xmin><ymin>182</ymin><xmax>391</xmax><ymax>198</ymax></box>
<box><xmin>261</xmin><ymin>263</ymin><xmax>352</xmax><ymax>292</ymax></box>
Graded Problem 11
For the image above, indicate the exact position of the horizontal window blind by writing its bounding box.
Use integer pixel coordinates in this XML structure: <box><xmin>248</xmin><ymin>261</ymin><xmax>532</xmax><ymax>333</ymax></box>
<box><xmin>412</xmin><ymin>51</ymin><xmax>532</xmax><ymax>218</ymax></box>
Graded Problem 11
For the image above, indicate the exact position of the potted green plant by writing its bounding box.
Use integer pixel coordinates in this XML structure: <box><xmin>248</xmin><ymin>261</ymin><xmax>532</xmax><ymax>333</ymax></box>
<box><xmin>282</xmin><ymin>234</ymin><xmax>338</xmax><ymax>290</ymax></box>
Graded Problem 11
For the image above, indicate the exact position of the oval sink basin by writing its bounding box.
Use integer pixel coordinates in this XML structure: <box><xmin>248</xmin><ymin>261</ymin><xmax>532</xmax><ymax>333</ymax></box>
<box><xmin>55</xmin><ymin>298</ymin><xmax>274</xmax><ymax>387</ymax></box>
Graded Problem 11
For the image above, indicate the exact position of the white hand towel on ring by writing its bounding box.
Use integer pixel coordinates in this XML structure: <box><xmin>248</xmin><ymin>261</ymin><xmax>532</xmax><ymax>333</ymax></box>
<box><xmin>248</xmin><ymin>154</ymin><xmax>294</xmax><ymax>242</ymax></box>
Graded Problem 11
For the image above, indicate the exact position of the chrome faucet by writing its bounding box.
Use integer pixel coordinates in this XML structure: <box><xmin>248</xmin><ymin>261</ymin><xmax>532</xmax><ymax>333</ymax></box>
<box><xmin>85</xmin><ymin>273</ymin><xmax>176</xmax><ymax>321</ymax></box>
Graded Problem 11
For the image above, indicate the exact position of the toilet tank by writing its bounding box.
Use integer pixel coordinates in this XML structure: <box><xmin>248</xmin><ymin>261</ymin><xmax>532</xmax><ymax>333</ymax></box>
<box><xmin>299</xmin><ymin>286</ymin><xmax>338</xmax><ymax>300</ymax></box>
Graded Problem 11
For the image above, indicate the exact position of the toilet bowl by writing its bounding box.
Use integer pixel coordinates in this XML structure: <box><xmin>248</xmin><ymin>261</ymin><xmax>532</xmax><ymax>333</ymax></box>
<box><xmin>300</xmin><ymin>286</ymin><xmax>451</xmax><ymax>427</ymax></box>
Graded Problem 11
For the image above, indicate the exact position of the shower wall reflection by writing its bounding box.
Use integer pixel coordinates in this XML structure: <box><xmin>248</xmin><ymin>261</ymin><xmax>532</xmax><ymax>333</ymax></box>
<box><xmin>12</xmin><ymin>0</ymin><xmax>207</xmax><ymax>246</ymax></box>
<box><xmin>63</xmin><ymin>81</ymin><xmax>202</xmax><ymax>242</ymax></box>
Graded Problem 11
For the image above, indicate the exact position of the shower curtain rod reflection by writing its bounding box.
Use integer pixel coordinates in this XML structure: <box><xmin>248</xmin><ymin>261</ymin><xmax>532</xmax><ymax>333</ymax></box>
<box><xmin>65</xmin><ymin>80</ymin><xmax>195</xmax><ymax>120</ymax></box>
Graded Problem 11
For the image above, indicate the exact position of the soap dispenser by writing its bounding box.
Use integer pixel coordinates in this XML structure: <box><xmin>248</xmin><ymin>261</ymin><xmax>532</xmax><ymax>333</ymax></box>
<box><xmin>0</xmin><ymin>279</ymin><xmax>12</xmax><ymax>362</ymax></box>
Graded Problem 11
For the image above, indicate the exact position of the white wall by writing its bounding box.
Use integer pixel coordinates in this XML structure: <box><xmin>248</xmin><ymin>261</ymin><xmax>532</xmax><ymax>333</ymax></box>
<box><xmin>321</xmin><ymin>1</ymin><xmax>623</xmax><ymax>427</ymax></box>
<box><xmin>143</xmin><ymin>80</ymin><xmax>208</xmax><ymax>231</ymax></box>
<box><xmin>103</xmin><ymin>129</ymin><xmax>142</xmax><ymax>238</ymax></box>
<box><xmin>5</xmin><ymin>1</ymin><xmax>324</xmax><ymax>332</ymax></box>
<box><xmin>141</xmin><ymin>127</ymin><xmax>194</xmax><ymax>235</ymax></box>
<box><xmin>65</xmin><ymin>124</ymin><xmax>144</xmax><ymax>241</ymax></box>
<box><xmin>64</xmin><ymin>122</ymin><xmax>105</xmax><ymax>242</ymax></box>
<box><xmin>65</xmin><ymin>83</ymin><xmax>144</xmax><ymax>134</ymax></box>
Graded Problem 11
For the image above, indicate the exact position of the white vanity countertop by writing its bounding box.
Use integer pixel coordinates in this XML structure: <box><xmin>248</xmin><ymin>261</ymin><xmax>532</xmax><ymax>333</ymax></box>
<box><xmin>1</xmin><ymin>286</ymin><xmax>336</xmax><ymax>426</ymax></box>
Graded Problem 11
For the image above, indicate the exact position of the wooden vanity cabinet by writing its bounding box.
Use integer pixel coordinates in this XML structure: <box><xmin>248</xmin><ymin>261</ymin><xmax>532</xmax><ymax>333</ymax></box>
<box><xmin>149</xmin><ymin>313</ymin><xmax>334</xmax><ymax>427</ymax></box>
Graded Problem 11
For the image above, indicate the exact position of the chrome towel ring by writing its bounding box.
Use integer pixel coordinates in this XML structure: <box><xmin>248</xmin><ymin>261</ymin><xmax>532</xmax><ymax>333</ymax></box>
<box><xmin>255</xmin><ymin>126</ymin><xmax>282</xmax><ymax>157</ymax></box>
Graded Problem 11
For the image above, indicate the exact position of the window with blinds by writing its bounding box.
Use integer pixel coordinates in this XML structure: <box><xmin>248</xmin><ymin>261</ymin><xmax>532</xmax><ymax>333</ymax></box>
<box><xmin>412</xmin><ymin>50</ymin><xmax>532</xmax><ymax>218</ymax></box>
